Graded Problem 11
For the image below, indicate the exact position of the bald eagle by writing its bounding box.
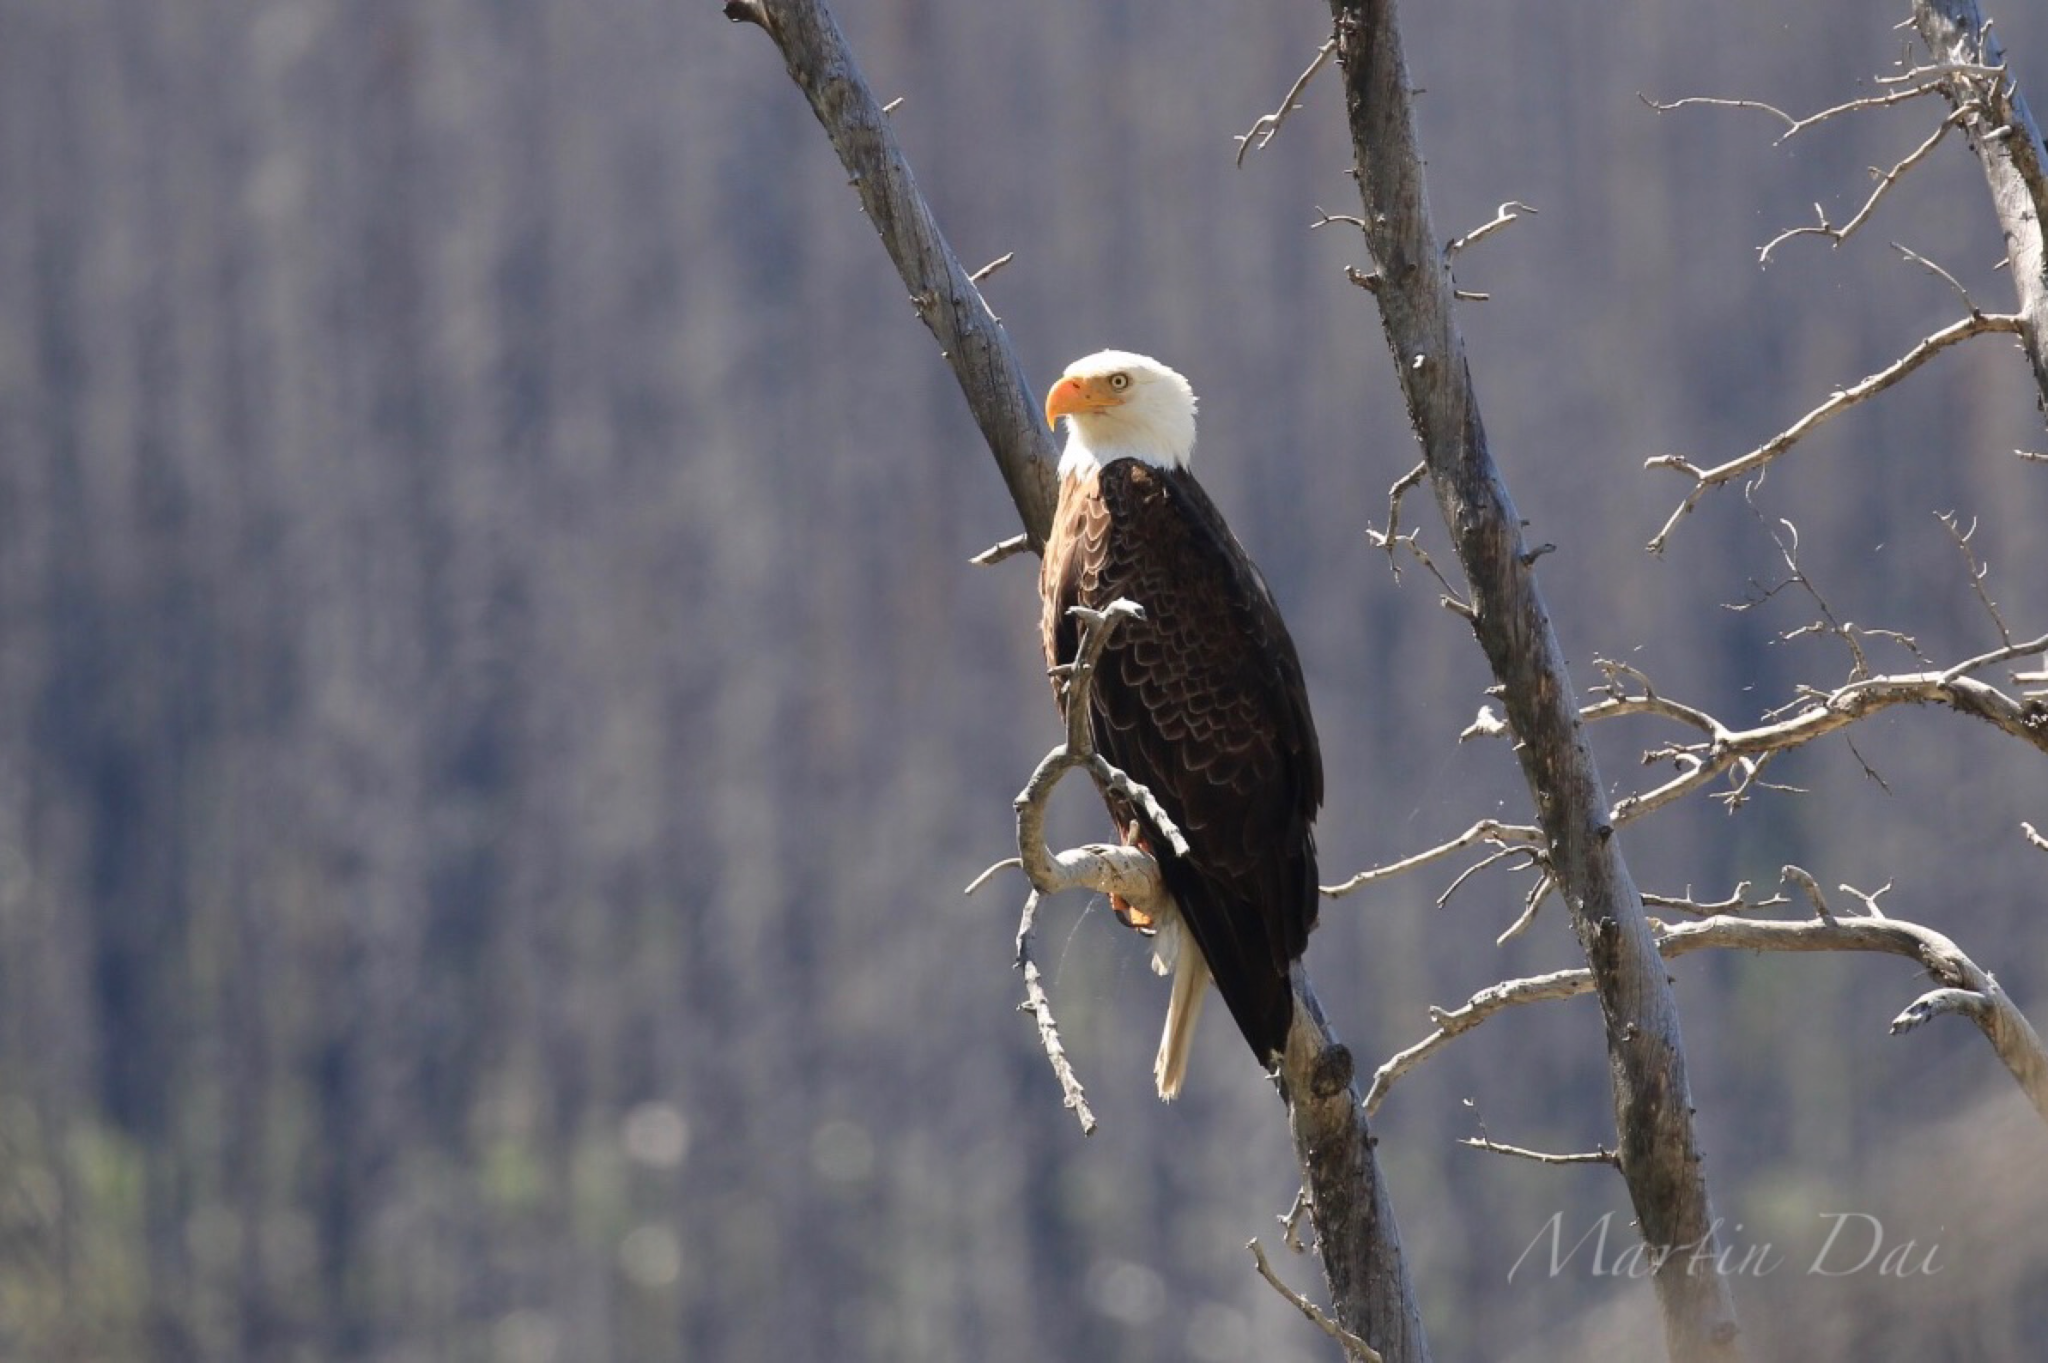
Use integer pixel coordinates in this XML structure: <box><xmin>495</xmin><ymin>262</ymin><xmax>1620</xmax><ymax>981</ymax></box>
<box><xmin>1040</xmin><ymin>350</ymin><xmax>1324</xmax><ymax>1099</ymax></box>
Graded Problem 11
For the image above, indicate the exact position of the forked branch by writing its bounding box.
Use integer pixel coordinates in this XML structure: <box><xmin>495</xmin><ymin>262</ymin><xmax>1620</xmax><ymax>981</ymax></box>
<box><xmin>1012</xmin><ymin>601</ymin><xmax>1180</xmax><ymax>914</ymax></box>
<box><xmin>1585</xmin><ymin>632</ymin><xmax>2048</xmax><ymax>823</ymax></box>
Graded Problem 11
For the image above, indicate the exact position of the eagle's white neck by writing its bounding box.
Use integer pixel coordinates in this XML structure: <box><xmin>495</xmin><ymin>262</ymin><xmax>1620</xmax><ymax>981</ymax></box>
<box><xmin>1057</xmin><ymin>417</ymin><xmax>1195</xmax><ymax>480</ymax></box>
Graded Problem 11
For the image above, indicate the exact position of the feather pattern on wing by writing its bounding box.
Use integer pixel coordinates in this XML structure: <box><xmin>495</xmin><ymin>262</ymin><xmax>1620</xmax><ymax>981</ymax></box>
<box><xmin>1040</xmin><ymin>459</ymin><xmax>1323</xmax><ymax>1076</ymax></box>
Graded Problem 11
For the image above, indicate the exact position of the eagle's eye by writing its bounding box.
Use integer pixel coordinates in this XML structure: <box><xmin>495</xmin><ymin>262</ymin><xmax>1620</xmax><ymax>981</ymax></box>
<box><xmin>1108</xmin><ymin>372</ymin><xmax>1131</xmax><ymax>391</ymax></box>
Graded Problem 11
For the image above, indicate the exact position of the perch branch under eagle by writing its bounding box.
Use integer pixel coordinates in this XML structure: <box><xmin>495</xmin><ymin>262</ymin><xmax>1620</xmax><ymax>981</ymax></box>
<box><xmin>1039</xmin><ymin>350</ymin><xmax>1324</xmax><ymax>1099</ymax></box>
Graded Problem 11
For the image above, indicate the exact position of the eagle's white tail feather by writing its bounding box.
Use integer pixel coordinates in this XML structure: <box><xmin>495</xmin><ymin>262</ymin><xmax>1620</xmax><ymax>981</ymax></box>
<box><xmin>1152</xmin><ymin>918</ymin><xmax>1211</xmax><ymax>1101</ymax></box>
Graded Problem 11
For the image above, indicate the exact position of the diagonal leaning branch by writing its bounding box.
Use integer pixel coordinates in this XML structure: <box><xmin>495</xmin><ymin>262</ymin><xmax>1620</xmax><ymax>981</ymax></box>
<box><xmin>1323</xmin><ymin>3</ymin><xmax>1743</xmax><ymax>1358</ymax></box>
<box><xmin>722</xmin><ymin>0</ymin><xmax>1058</xmax><ymax>543</ymax></box>
<box><xmin>733</xmin><ymin>4</ymin><xmax>1429</xmax><ymax>1357</ymax></box>
<box><xmin>1645</xmin><ymin>312</ymin><xmax>2024</xmax><ymax>552</ymax></box>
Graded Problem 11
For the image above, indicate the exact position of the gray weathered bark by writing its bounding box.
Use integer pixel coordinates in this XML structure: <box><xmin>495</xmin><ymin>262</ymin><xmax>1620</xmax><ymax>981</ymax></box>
<box><xmin>729</xmin><ymin>2</ymin><xmax>1429</xmax><ymax>1357</ymax></box>
<box><xmin>1319</xmin><ymin>3</ymin><xmax>1746</xmax><ymax>1359</ymax></box>
<box><xmin>1912</xmin><ymin>0</ymin><xmax>2048</xmax><ymax>416</ymax></box>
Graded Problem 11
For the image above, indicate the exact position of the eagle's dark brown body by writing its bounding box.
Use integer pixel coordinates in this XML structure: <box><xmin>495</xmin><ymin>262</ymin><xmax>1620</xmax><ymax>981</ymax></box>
<box><xmin>1040</xmin><ymin>458</ymin><xmax>1323</xmax><ymax>1070</ymax></box>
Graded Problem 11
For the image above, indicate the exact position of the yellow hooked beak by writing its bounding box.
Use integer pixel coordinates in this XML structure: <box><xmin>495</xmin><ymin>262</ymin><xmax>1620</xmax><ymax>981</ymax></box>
<box><xmin>1044</xmin><ymin>373</ymin><xmax>1127</xmax><ymax>430</ymax></box>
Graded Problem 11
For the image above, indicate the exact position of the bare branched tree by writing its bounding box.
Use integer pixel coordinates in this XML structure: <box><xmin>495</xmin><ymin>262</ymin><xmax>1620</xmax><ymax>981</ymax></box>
<box><xmin>727</xmin><ymin>2</ymin><xmax>1426</xmax><ymax>1358</ymax></box>
<box><xmin>1312</xmin><ymin>2</ymin><xmax>1742</xmax><ymax>1358</ymax></box>
<box><xmin>734</xmin><ymin>0</ymin><xmax>2046</xmax><ymax>1359</ymax></box>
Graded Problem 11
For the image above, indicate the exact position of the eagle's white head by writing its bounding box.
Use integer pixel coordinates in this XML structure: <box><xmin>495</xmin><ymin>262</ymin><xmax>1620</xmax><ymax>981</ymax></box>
<box><xmin>1045</xmin><ymin>349</ymin><xmax>1197</xmax><ymax>478</ymax></box>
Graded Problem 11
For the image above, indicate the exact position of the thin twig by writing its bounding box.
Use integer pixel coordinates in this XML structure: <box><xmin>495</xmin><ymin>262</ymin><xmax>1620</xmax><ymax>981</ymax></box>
<box><xmin>970</xmin><ymin>533</ymin><xmax>1033</xmax><ymax>567</ymax></box>
<box><xmin>1434</xmin><ymin>845</ymin><xmax>1536</xmax><ymax>910</ymax></box>
<box><xmin>1445</xmin><ymin>201</ymin><xmax>1537</xmax><ymax>259</ymax></box>
<box><xmin>1312</xmin><ymin>206</ymin><xmax>1371</xmax><ymax>232</ymax></box>
<box><xmin>1364</xmin><ymin>969</ymin><xmax>1592</xmax><ymax>1114</ymax></box>
<box><xmin>1015</xmin><ymin>891</ymin><xmax>1096</xmax><ymax>1135</ymax></box>
<box><xmin>1642</xmin><ymin>84</ymin><xmax>1953</xmax><ymax>141</ymax></box>
<box><xmin>1459</xmin><ymin>1133</ymin><xmax>1619</xmax><ymax>1167</ymax></box>
<box><xmin>1280</xmin><ymin>1188</ymin><xmax>1312</xmax><ymax>1253</ymax></box>
<box><xmin>964</xmin><ymin>857</ymin><xmax>1021</xmax><ymax>894</ymax></box>
<box><xmin>1645</xmin><ymin>312</ymin><xmax>2025</xmax><ymax>552</ymax></box>
<box><xmin>1641</xmin><ymin>92</ymin><xmax>1798</xmax><ymax>132</ymax></box>
<box><xmin>1643</xmin><ymin>883</ymin><xmax>1790</xmax><ymax>917</ymax></box>
<box><xmin>1754</xmin><ymin>107</ymin><xmax>1969</xmax><ymax>264</ymax></box>
<box><xmin>1235</xmin><ymin>38</ymin><xmax>1338</xmax><ymax>168</ymax></box>
<box><xmin>1323</xmin><ymin>819</ymin><xmax>1541</xmax><ymax>898</ymax></box>
<box><xmin>968</xmin><ymin>251</ymin><xmax>1015</xmax><ymax>285</ymax></box>
<box><xmin>1893</xmin><ymin>241</ymin><xmax>1980</xmax><ymax>310</ymax></box>
<box><xmin>1495</xmin><ymin>872</ymin><xmax>1554</xmax><ymax>946</ymax></box>
<box><xmin>1366</xmin><ymin>460</ymin><xmax>1429</xmax><ymax>581</ymax></box>
<box><xmin>1247</xmin><ymin>1239</ymin><xmax>1383</xmax><ymax>1363</ymax></box>
<box><xmin>1939</xmin><ymin>511</ymin><xmax>2014</xmax><ymax>645</ymax></box>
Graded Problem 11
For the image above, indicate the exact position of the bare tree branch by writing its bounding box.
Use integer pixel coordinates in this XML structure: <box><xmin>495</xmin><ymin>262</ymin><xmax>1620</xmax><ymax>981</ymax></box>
<box><xmin>1756</xmin><ymin>105</ymin><xmax>1976</xmax><ymax>264</ymax></box>
<box><xmin>1365</xmin><ymin>968</ymin><xmax>1591</xmax><ymax>1114</ymax></box>
<box><xmin>1495</xmin><ymin>871</ymin><xmax>1556</xmax><ymax>946</ymax></box>
<box><xmin>1940</xmin><ymin>511</ymin><xmax>2014</xmax><ymax>644</ymax></box>
<box><xmin>1235</xmin><ymin>38</ymin><xmax>1339</xmax><ymax>168</ymax></box>
<box><xmin>1013</xmin><ymin>601</ymin><xmax>1182</xmax><ymax>913</ymax></box>
<box><xmin>1248</xmin><ymin>1238</ymin><xmax>1383</xmax><ymax>1363</ymax></box>
<box><xmin>1280</xmin><ymin>1187</ymin><xmax>1312</xmax><ymax>1253</ymax></box>
<box><xmin>1593</xmin><ymin>632</ymin><xmax>2048</xmax><ymax>824</ymax></box>
<box><xmin>1368</xmin><ymin>874</ymin><xmax>2048</xmax><ymax>1128</ymax></box>
<box><xmin>1642</xmin><ymin>883</ymin><xmax>1791</xmax><ymax>917</ymax></box>
<box><xmin>1657</xmin><ymin>908</ymin><xmax>2048</xmax><ymax>1126</ymax></box>
<box><xmin>725</xmin><ymin>0</ymin><xmax>1058</xmax><ymax>543</ymax></box>
<box><xmin>1642</xmin><ymin>82</ymin><xmax>1956</xmax><ymax>141</ymax></box>
<box><xmin>1323</xmin><ymin>4</ymin><xmax>1742</xmax><ymax>1354</ymax></box>
<box><xmin>1459</xmin><ymin>1133</ymin><xmax>1620</xmax><ymax>1168</ymax></box>
<box><xmin>1323</xmin><ymin>818</ymin><xmax>1540</xmax><ymax>898</ymax></box>
<box><xmin>1646</xmin><ymin>312</ymin><xmax>2024</xmax><ymax>552</ymax></box>
<box><xmin>1014</xmin><ymin>891</ymin><xmax>1096</xmax><ymax>1135</ymax></box>
<box><xmin>1445</xmin><ymin>201</ymin><xmax>1537</xmax><ymax>259</ymax></box>
<box><xmin>996</xmin><ymin>601</ymin><xmax>1182</xmax><ymax>1135</ymax></box>
<box><xmin>970</xmin><ymin>534</ymin><xmax>1032</xmax><ymax>567</ymax></box>
<box><xmin>968</xmin><ymin>251</ymin><xmax>1015</xmax><ymax>286</ymax></box>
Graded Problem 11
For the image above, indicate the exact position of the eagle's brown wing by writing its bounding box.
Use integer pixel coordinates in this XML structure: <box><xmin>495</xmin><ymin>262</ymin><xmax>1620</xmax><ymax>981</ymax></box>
<box><xmin>1041</xmin><ymin>458</ymin><xmax>1322</xmax><ymax>1066</ymax></box>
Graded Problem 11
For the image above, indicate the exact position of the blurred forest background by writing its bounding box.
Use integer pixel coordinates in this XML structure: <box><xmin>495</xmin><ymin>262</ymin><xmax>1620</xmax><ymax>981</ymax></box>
<box><xmin>1</xmin><ymin>0</ymin><xmax>2046</xmax><ymax>1359</ymax></box>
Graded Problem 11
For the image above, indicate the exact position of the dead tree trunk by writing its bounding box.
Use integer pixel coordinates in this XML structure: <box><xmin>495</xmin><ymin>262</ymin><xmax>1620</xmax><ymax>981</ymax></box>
<box><xmin>1911</xmin><ymin>0</ymin><xmax>2048</xmax><ymax>417</ymax></box>
<box><xmin>1320</xmin><ymin>3</ymin><xmax>1746</xmax><ymax>1359</ymax></box>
